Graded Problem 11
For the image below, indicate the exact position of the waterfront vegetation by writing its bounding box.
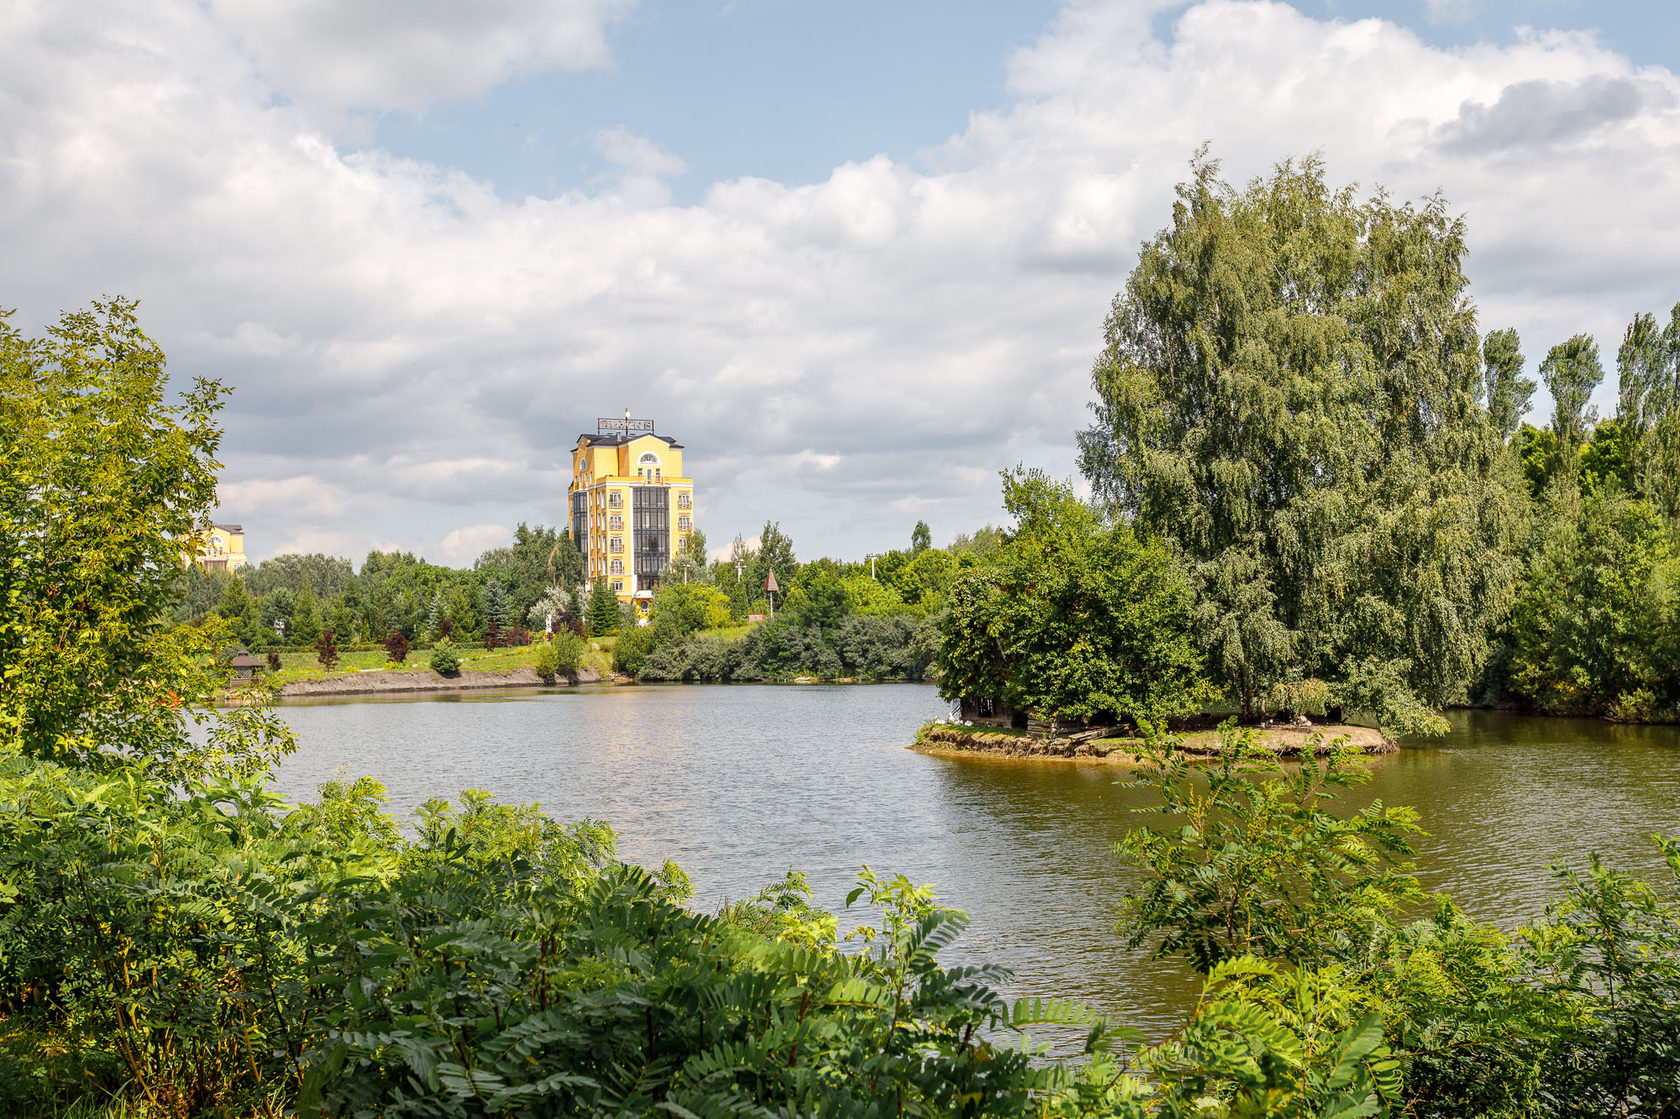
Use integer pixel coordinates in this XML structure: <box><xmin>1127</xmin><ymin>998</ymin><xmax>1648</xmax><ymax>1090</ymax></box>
<box><xmin>9</xmin><ymin>153</ymin><xmax>1680</xmax><ymax>1116</ymax></box>
<box><xmin>1064</xmin><ymin>154</ymin><xmax>1680</xmax><ymax>735</ymax></box>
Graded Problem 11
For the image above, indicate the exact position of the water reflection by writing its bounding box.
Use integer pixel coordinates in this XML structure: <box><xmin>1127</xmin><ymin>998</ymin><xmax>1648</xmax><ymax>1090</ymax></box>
<box><xmin>271</xmin><ymin>691</ymin><xmax>1680</xmax><ymax>1036</ymax></box>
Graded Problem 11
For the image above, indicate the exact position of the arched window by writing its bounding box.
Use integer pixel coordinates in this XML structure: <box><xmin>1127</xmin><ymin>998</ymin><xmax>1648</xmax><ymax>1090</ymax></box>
<box><xmin>638</xmin><ymin>451</ymin><xmax>660</xmax><ymax>471</ymax></box>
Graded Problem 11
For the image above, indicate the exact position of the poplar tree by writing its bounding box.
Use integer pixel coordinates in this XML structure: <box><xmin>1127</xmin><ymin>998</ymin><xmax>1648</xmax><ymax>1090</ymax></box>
<box><xmin>1539</xmin><ymin>334</ymin><xmax>1604</xmax><ymax>450</ymax></box>
<box><xmin>1482</xmin><ymin>328</ymin><xmax>1534</xmax><ymax>441</ymax></box>
<box><xmin>1617</xmin><ymin>304</ymin><xmax>1680</xmax><ymax>522</ymax></box>
<box><xmin>1077</xmin><ymin>154</ymin><xmax>1522</xmax><ymax>733</ymax></box>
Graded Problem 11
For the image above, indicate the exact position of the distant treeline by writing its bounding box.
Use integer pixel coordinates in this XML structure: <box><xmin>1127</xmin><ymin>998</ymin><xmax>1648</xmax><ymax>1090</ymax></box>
<box><xmin>175</xmin><ymin>513</ymin><xmax>990</xmax><ymax>683</ymax></box>
<box><xmin>174</xmin><ymin>524</ymin><xmax>587</xmax><ymax>650</ymax></box>
<box><xmin>610</xmin><ymin>520</ymin><xmax>994</xmax><ymax>683</ymax></box>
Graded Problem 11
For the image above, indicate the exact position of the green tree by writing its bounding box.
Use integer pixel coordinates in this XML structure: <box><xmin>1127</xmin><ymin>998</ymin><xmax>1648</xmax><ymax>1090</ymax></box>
<box><xmin>1616</xmin><ymin>303</ymin><xmax>1680</xmax><ymax>523</ymax></box>
<box><xmin>1540</xmin><ymin>333</ymin><xmax>1604</xmax><ymax>451</ymax></box>
<box><xmin>170</xmin><ymin>561</ymin><xmax>231</xmax><ymax>622</ymax></box>
<box><xmin>844</xmin><ymin>574</ymin><xmax>904</xmax><ymax>615</ymax></box>
<box><xmin>526</xmin><ymin>585</ymin><xmax>572</xmax><ymax>633</ymax></box>
<box><xmin>785</xmin><ymin>566</ymin><xmax>850</xmax><ymax>633</ymax></box>
<box><xmin>587</xmin><ymin>581</ymin><xmax>620</xmax><ymax>637</ymax></box>
<box><xmin>1118</xmin><ymin>724</ymin><xmax>1423</xmax><ymax>973</ymax></box>
<box><xmin>533</xmin><ymin>641</ymin><xmax>559</xmax><ymax>682</ymax></box>
<box><xmin>1509</xmin><ymin>488</ymin><xmax>1678</xmax><ymax>717</ymax></box>
<box><xmin>0</xmin><ymin>299</ymin><xmax>282</xmax><ymax>777</ymax></box>
<box><xmin>947</xmin><ymin>525</ymin><xmax>1005</xmax><ymax>558</ymax></box>
<box><xmin>748</xmin><ymin>521</ymin><xmax>798</xmax><ymax>610</ymax></box>
<box><xmin>648</xmin><ymin>582</ymin><xmax>729</xmax><ymax>644</ymax></box>
<box><xmin>939</xmin><ymin>470</ymin><xmax>1212</xmax><ymax>730</ymax></box>
<box><xmin>1579</xmin><ymin>417</ymin><xmax>1637</xmax><ymax>496</ymax></box>
<box><xmin>443</xmin><ymin>582</ymin><xmax>480</xmax><ymax>639</ymax></box>
<box><xmin>667</xmin><ymin>527</ymin><xmax>710</xmax><ymax>585</ymax></box>
<box><xmin>1483</xmin><ymin>327</ymin><xmax>1534</xmax><ymax>440</ymax></box>
<box><xmin>243</xmin><ymin>552</ymin><xmax>354</xmax><ymax>601</ymax></box>
<box><xmin>1076</xmin><ymin>154</ymin><xmax>1521</xmax><ymax>734</ymax></box>
<box><xmin>1516</xmin><ymin>422</ymin><xmax>1566</xmax><ymax>500</ymax></box>
<box><xmin>612</xmin><ymin>622</ymin><xmax>654</xmax><ymax>675</ymax></box>
<box><xmin>257</xmin><ymin>585</ymin><xmax>295</xmax><ymax>646</ymax></box>
<box><xmin>892</xmin><ymin>548</ymin><xmax>955</xmax><ymax>612</ymax></box>
<box><xmin>326</xmin><ymin>594</ymin><xmax>361</xmax><ymax>646</ymax></box>
<box><xmin>481</xmin><ymin>578</ymin><xmax>510</xmax><ymax>632</ymax></box>
<box><xmin>910</xmin><ymin>520</ymin><xmax>931</xmax><ymax>553</ymax></box>
<box><xmin>215</xmin><ymin>575</ymin><xmax>261</xmax><ymax>648</ymax></box>
<box><xmin>428</xmin><ymin>638</ymin><xmax>460</xmax><ymax>674</ymax></box>
<box><xmin>550</xmin><ymin>629</ymin><xmax>587</xmax><ymax>676</ymax></box>
<box><xmin>474</xmin><ymin>523</ymin><xmax>573</xmax><ymax>624</ymax></box>
<box><xmin>289</xmin><ymin>583</ymin><xmax>322</xmax><ymax>648</ymax></box>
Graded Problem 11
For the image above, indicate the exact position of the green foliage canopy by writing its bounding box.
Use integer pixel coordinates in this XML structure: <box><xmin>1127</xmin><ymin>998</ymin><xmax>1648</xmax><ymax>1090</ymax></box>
<box><xmin>940</xmin><ymin>470</ymin><xmax>1211</xmax><ymax>728</ymax></box>
<box><xmin>0</xmin><ymin>299</ymin><xmax>286</xmax><ymax>779</ymax></box>
<box><xmin>1076</xmin><ymin>155</ymin><xmax>1522</xmax><ymax>734</ymax></box>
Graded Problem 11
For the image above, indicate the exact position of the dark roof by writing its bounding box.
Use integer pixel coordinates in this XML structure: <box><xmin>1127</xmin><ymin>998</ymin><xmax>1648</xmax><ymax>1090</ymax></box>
<box><xmin>574</xmin><ymin>433</ymin><xmax>684</xmax><ymax>450</ymax></box>
<box><xmin>214</xmin><ymin>523</ymin><xmax>244</xmax><ymax>533</ymax></box>
<box><xmin>228</xmin><ymin>651</ymin><xmax>263</xmax><ymax>668</ymax></box>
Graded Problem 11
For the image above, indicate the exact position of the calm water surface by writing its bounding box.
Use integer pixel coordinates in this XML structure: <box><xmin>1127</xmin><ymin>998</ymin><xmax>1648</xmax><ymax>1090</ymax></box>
<box><xmin>270</xmin><ymin>685</ymin><xmax>1680</xmax><ymax>1036</ymax></box>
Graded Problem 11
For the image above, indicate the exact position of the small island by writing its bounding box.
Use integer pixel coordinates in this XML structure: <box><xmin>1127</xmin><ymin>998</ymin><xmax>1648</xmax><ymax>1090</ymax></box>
<box><xmin>912</xmin><ymin>717</ymin><xmax>1394</xmax><ymax>764</ymax></box>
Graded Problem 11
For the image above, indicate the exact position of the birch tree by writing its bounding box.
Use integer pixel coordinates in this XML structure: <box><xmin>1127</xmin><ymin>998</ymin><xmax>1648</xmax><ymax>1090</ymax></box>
<box><xmin>1077</xmin><ymin>155</ymin><xmax>1522</xmax><ymax>734</ymax></box>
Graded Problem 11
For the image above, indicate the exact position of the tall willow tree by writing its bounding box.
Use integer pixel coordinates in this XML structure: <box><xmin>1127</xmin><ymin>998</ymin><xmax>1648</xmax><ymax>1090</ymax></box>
<box><xmin>1077</xmin><ymin>155</ymin><xmax>1523</xmax><ymax>734</ymax></box>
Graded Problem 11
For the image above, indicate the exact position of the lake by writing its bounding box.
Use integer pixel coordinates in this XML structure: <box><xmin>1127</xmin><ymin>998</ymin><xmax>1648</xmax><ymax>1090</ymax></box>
<box><xmin>270</xmin><ymin>683</ymin><xmax>1680</xmax><ymax>1037</ymax></box>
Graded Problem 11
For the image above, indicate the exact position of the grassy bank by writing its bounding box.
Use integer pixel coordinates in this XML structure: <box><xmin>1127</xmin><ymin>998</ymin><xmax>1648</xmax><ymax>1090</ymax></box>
<box><xmin>259</xmin><ymin>640</ymin><xmax>616</xmax><ymax>687</ymax></box>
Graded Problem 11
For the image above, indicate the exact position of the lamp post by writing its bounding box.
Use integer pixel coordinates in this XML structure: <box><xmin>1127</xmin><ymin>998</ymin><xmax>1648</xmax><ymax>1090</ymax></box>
<box><xmin>865</xmin><ymin>553</ymin><xmax>881</xmax><ymax>580</ymax></box>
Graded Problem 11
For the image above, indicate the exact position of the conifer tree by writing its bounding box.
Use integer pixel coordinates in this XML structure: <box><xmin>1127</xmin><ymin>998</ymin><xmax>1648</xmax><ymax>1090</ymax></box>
<box><xmin>290</xmin><ymin>583</ymin><xmax>322</xmax><ymax>647</ymax></box>
<box><xmin>481</xmin><ymin>578</ymin><xmax>510</xmax><ymax>631</ymax></box>
<box><xmin>587</xmin><ymin>581</ymin><xmax>620</xmax><ymax>637</ymax></box>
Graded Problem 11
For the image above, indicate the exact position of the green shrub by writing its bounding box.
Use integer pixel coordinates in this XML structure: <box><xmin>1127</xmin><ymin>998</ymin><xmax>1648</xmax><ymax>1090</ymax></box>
<box><xmin>428</xmin><ymin>639</ymin><xmax>460</xmax><ymax>674</ymax></box>
<box><xmin>532</xmin><ymin>640</ymin><xmax>559</xmax><ymax>681</ymax></box>
<box><xmin>551</xmin><ymin>629</ymin><xmax>586</xmax><ymax>676</ymax></box>
<box><xmin>612</xmin><ymin>624</ymin><xmax>654</xmax><ymax>676</ymax></box>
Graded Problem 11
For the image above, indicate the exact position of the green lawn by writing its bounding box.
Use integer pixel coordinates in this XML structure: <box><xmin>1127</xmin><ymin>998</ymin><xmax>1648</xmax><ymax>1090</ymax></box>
<box><xmin>267</xmin><ymin>643</ymin><xmax>543</xmax><ymax>685</ymax></box>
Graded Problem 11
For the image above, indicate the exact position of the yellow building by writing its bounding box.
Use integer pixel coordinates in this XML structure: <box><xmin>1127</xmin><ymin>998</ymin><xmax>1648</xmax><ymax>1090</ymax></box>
<box><xmin>568</xmin><ymin>414</ymin><xmax>695</xmax><ymax>617</ymax></box>
<box><xmin>187</xmin><ymin>523</ymin><xmax>248</xmax><ymax>572</ymax></box>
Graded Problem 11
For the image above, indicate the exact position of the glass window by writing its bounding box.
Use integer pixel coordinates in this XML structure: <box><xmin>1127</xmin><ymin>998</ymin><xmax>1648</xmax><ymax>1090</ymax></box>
<box><xmin>609</xmin><ymin>514</ymin><xmax>622</xmax><ymax>530</ymax></box>
<box><xmin>610</xmin><ymin>558</ymin><xmax>623</xmax><ymax>574</ymax></box>
<box><xmin>610</xmin><ymin>537</ymin><xmax>623</xmax><ymax>553</ymax></box>
<box><xmin>612</xmin><ymin>581</ymin><xmax>623</xmax><ymax>592</ymax></box>
<box><xmin>678</xmin><ymin>515</ymin><xmax>691</xmax><ymax>531</ymax></box>
<box><xmin>608</xmin><ymin>492</ymin><xmax>623</xmax><ymax>509</ymax></box>
<box><xmin>677</xmin><ymin>492</ymin><xmax>691</xmax><ymax>509</ymax></box>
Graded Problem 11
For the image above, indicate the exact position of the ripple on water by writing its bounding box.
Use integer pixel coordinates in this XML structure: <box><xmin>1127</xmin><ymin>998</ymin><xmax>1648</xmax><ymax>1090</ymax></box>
<box><xmin>272</xmin><ymin>693</ymin><xmax>1680</xmax><ymax>1038</ymax></box>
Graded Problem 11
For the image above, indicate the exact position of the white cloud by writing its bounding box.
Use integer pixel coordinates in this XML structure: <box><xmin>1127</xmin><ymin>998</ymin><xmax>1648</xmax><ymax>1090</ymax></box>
<box><xmin>205</xmin><ymin>0</ymin><xmax>635</xmax><ymax>113</ymax></box>
<box><xmin>595</xmin><ymin>128</ymin><xmax>689</xmax><ymax>179</ymax></box>
<box><xmin>4</xmin><ymin>0</ymin><xmax>1679</xmax><ymax>565</ymax></box>
<box><xmin>217</xmin><ymin>475</ymin><xmax>349</xmax><ymax>520</ymax></box>
<box><xmin>439</xmin><ymin>523</ymin><xmax>510</xmax><ymax>565</ymax></box>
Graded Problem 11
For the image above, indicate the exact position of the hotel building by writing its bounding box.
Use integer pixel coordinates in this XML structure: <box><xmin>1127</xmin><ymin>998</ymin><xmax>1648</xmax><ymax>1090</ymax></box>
<box><xmin>186</xmin><ymin>523</ymin><xmax>248</xmax><ymax>572</ymax></box>
<box><xmin>568</xmin><ymin>415</ymin><xmax>694</xmax><ymax>616</ymax></box>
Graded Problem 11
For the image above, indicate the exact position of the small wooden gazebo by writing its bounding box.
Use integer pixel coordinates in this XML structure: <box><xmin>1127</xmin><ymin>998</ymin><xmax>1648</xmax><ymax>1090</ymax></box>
<box><xmin>228</xmin><ymin>649</ymin><xmax>263</xmax><ymax>682</ymax></box>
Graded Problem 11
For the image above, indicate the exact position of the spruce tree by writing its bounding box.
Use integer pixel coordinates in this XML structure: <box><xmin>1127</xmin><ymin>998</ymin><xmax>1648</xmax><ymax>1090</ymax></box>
<box><xmin>482</xmin><ymin>578</ymin><xmax>510</xmax><ymax>631</ymax></box>
<box><xmin>587</xmin><ymin>582</ymin><xmax>620</xmax><ymax>637</ymax></box>
<box><xmin>290</xmin><ymin>583</ymin><xmax>322</xmax><ymax>647</ymax></box>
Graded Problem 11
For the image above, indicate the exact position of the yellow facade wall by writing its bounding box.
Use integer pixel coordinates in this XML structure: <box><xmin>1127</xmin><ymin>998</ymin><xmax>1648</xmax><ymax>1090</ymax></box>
<box><xmin>568</xmin><ymin>430</ymin><xmax>694</xmax><ymax>608</ymax></box>
<box><xmin>185</xmin><ymin>524</ymin><xmax>248</xmax><ymax>572</ymax></box>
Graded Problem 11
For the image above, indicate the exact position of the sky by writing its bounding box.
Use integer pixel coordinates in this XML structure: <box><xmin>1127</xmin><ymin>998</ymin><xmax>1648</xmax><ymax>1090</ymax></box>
<box><xmin>4</xmin><ymin>0</ymin><xmax>1679</xmax><ymax>566</ymax></box>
